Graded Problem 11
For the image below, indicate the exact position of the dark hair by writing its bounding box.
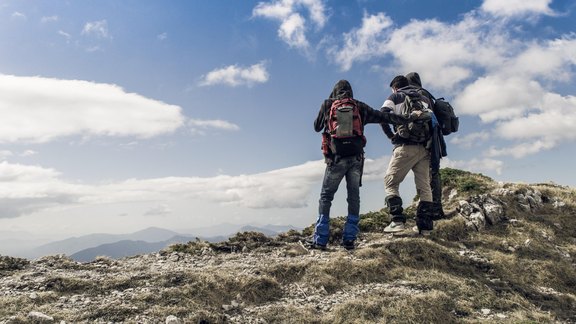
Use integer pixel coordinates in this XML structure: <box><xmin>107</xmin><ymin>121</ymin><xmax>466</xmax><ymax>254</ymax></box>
<box><xmin>389</xmin><ymin>75</ymin><xmax>409</xmax><ymax>89</ymax></box>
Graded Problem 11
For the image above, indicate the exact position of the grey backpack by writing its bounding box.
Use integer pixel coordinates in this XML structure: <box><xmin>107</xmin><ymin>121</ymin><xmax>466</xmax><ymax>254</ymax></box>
<box><xmin>396</xmin><ymin>92</ymin><xmax>432</xmax><ymax>143</ymax></box>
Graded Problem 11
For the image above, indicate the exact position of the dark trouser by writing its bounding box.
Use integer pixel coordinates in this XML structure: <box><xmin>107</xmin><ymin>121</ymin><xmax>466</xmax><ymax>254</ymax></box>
<box><xmin>315</xmin><ymin>155</ymin><xmax>362</xmax><ymax>245</ymax></box>
<box><xmin>430</xmin><ymin>166</ymin><xmax>444</xmax><ymax>219</ymax></box>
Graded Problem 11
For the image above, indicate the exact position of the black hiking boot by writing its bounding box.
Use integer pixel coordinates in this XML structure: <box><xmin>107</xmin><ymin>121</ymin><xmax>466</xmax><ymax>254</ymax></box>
<box><xmin>341</xmin><ymin>240</ymin><xmax>355</xmax><ymax>250</ymax></box>
<box><xmin>416</xmin><ymin>201</ymin><xmax>435</xmax><ymax>233</ymax></box>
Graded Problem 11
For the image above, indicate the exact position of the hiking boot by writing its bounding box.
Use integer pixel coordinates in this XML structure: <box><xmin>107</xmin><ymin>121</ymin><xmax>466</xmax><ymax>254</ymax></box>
<box><xmin>431</xmin><ymin>202</ymin><xmax>445</xmax><ymax>221</ymax></box>
<box><xmin>341</xmin><ymin>240</ymin><xmax>355</xmax><ymax>250</ymax></box>
<box><xmin>384</xmin><ymin>221</ymin><xmax>405</xmax><ymax>233</ymax></box>
<box><xmin>412</xmin><ymin>226</ymin><xmax>432</xmax><ymax>236</ymax></box>
<box><xmin>304</xmin><ymin>240</ymin><xmax>327</xmax><ymax>251</ymax></box>
<box><xmin>416</xmin><ymin>201</ymin><xmax>434</xmax><ymax>232</ymax></box>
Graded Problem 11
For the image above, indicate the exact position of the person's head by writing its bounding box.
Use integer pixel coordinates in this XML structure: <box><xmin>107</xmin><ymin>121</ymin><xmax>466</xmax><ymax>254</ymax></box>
<box><xmin>389</xmin><ymin>75</ymin><xmax>409</xmax><ymax>92</ymax></box>
<box><xmin>405</xmin><ymin>72</ymin><xmax>422</xmax><ymax>87</ymax></box>
<box><xmin>330</xmin><ymin>79</ymin><xmax>353</xmax><ymax>99</ymax></box>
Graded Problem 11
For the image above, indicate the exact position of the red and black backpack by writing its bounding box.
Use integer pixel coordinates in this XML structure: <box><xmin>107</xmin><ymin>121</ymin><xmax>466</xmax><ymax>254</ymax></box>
<box><xmin>321</xmin><ymin>98</ymin><xmax>365</xmax><ymax>157</ymax></box>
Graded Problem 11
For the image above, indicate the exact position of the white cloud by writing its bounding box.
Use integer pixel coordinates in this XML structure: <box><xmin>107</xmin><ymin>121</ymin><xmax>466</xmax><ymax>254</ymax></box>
<box><xmin>144</xmin><ymin>204</ymin><xmax>172</xmax><ymax>216</ymax></box>
<box><xmin>0</xmin><ymin>157</ymin><xmax>393</xmax><ymax>219</ymax></box>
<box><xmin>500</xmin><ymin>37</ymin><xmax>576</xmax><ymax>81</ymax></box>
<box><xmin>41</xmin><ymin>15</ymin><xmax>59</xmax><ymax>23</ymax></box>
<box><xmin>58</xmin><ymin>30</ymin><xmax>71</xmax><ymax>40</ymax></box>
<box><xmin>485</xmin><ymin>140</ymin><xmax>557</xmax><ymax>159</ymax></box>
<box><xmin>495</xmin><ymin>93</ymin><xmax>576</xmax><ymax>141</ymax></box>
<box><xmin>0</xmin><ymin>162</ymin><xmax>85</xmax><ymax>218</ymax></box>
<box><xmin>0</xmin><ymin>160</ymin><xmax>321</xmax><ymax>218</ymax></box>
<box><xmin>383</xmin><ymin>16</ymin><xmax>514</xmax><ymax>92</ymax></box>
<box><xmin>327</xmin><ymin>12</ymin><xmax>515</xmax><ymax>91</ymax></box>
<box><xmin>252</xmin><ymin>0</ymin><xmax>327</xmax><ymax>51</ymax></box>
<box><xmin>455</xmin><ymin>76</ymin><xmax>545</xmax><ymax>122</ymax></box>
<box><xmin>481</xmin><ymin>0</ymin><xmax>555</xmax><ymax>17</ymax></box>
<box><xmin>20</xmin><ymin>150</ymin><xmax>38</xmax><ymax>157</ymax></box>
<box><xmin>0</xmin><ymin>150</ymin><xmax>37</xmax><ymax>161</ymax></box>
<box><xmin>199</xmin><ymin>62</ymin><xmax>269</xmax><ymax>87</ymax></box>
<box><xmin>450</xmin><ymin>132</ymin><xmax>490</xmax><ymax>149</ymax></box>
<box><xmin>11</xmin><ymin>12</ymin><xmax>26</xmax><ymax>20</ymax></box>
<box><xmin>188</xmin><ymin>119</ymin><xmax>240</xmax><ymax>136</ymax></box>
<box><xmin>327</xmin><ymin>12</ymin><xmax>392</xmax><ymax>71</ymax></box>
<box><xmin>0</xmin><ymin>151</ymin><xmax>13</xmax><ymax>160</ymax></box>
<box><xmin>82</xmin><ymin>20</ymin><xmax>110</xmax><ymax>39</ymax></box>
<box><xmin>0</xmin><ymin>74</ymin><xmax>185</xmax><ymax>143</ymax></box>
<box><xmin>157</xmin><ymin>32</ymin><xmax>168</xmax><ymax>41</ymax></box>
<box><xmin>444</xmin><ymin>158</ymin><xmax>504</xmax><ymax>175</ymax></box>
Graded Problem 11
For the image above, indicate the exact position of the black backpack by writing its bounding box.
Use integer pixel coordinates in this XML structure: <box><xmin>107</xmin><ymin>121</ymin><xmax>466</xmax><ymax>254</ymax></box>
<box><xmin>433</xmin><ymin>97</ymin><xmax>459</xmax><ymax>135</ymax></box>
<box><xmin>418</xmin><ymin>89</ymin><xmax>459</xmax><ymax>136</ymax></box>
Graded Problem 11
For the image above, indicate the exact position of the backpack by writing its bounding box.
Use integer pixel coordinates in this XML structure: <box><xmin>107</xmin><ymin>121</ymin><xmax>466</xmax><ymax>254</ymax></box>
<box><xmin>324</xmin><ymin>98</ymin><xmax>365</xmax><ymax>157</ymax></box>
<box><xmin>395</xmin><ymin>92</ymin><xmax>432</xmax><ymax>143</ymax></box>
<box><xmin>418</xmin><ymin>89</ymin><xmax>459</xmax><ymax>136</ymax></box>
<box><xmin>432</xmin><ymin>97</ymin><xmax>459</xmax><ymax>135</ymax></box>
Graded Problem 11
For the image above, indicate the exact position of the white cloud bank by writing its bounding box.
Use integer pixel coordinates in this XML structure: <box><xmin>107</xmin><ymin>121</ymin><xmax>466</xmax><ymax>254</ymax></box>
<box><xmin>199</xmin><ymin>62</ymin><xmax>269</xmax><ymax>87</ymax></box>
<box><xmin>0</xmin><ymin>157</ymin><xmax>394</xmax><ymax>219</ymax></box>
<box><xmin>0</xmin><ymin>74</ymin><xmax>185</xmax><ymax>143</ymax></box>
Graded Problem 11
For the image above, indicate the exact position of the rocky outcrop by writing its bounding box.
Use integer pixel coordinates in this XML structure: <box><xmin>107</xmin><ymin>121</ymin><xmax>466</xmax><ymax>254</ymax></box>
<box><xmin>452</xmin><ymin>184</ymin><xmax>569</xmax><ymax>231</ymax></box>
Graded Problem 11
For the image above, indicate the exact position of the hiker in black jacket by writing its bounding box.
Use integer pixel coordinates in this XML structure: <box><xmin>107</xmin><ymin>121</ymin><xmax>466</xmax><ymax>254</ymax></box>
<box><xmin>406</xmin><ymin>72</ymin><xmax>448</xmax><ymax>220</ymax></box>
<box><xmin>310</xmin><ymin>80</ymin><xmax>407</xmax><ymax>250</ymax></box>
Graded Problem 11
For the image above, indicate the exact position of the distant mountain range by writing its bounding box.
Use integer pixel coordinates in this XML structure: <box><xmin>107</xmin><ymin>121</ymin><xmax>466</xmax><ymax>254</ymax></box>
<box><xmin>4</xmin><ymin>224</ymin><xmax>301</xmax><ymax>262</ymax></box>
<box><xmin>26</xmin><ymin>227</ymin><xmax>183</xmax><ymax>259</ymax></box>
<box><xmin>69</xmin><ymin>236</ymin><xmax>196</xmax><ymax>262</ymax></box>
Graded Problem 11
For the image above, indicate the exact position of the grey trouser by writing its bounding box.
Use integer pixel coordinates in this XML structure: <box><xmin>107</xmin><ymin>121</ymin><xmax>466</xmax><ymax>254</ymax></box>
<box><xmin>384</xmin><ymin>144</ymin><xmax>433</xmax><ymax>202</ymax></box>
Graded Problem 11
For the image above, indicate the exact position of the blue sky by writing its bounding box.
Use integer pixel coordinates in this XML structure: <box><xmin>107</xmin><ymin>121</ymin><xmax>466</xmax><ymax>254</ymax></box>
<box><xmin>1</xmin><ymin>0</ymin><xmax>575</xmax><ymax>240</ymax></box>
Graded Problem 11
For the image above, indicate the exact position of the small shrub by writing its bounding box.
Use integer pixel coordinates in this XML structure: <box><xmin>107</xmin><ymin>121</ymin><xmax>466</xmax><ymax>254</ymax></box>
<box><xmin>440</xmin><ymin>167</ymin><xmax>494</xmax><ymax>195</ymax></box>
<box><xmin>0</xmin><ymin>255</ymin><xmax>29</xmax><ymax>272</ymax></box>
<box><xmin>359</xmin><ymin>209</ymin><xmax>389</xmax><ymax>232</ymax></box>
<box><xmin>168</xmin><ymin>239</ymin><xmax>211</xmax><ymax>255</ymax></box>
<box><xmin>239</xmin><ymin>275</ymin><xmax>283</xmax><ymax>304</ymax></box>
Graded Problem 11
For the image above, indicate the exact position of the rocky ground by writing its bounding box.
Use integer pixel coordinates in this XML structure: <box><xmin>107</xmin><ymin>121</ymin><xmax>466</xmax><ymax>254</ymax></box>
<box><xmin>1</xmin><ymin>169</ymin><xmax>575</xmax><ymax>323</ymax></box>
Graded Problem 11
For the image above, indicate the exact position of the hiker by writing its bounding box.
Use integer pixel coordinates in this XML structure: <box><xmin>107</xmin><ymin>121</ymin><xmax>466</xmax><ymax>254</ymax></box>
<box><xmin>406</xmin><ymin>72</ymin><xmax>448</xmax><ymax>220</ymax></box>
<box><xmin>380</xmin><ymin>75</ymin><xmax>436</xmax><ymax>233</ymax></box>
<box><xmin>311</xmin><ymin>79</ymin><xmax>407</xmax><ymax>250</ymax></box>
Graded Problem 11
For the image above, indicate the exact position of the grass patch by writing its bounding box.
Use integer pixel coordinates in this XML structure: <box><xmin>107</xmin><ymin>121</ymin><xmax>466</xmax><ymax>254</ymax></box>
<box><xmin>440</xmin><ymin>167</ymin><xmax>495</xmax><ymax>195</ymax></box>
<box><xmin>332</xmin><ymin>290</ymin><xmax>459</xmax><ymax>324</ymax></box>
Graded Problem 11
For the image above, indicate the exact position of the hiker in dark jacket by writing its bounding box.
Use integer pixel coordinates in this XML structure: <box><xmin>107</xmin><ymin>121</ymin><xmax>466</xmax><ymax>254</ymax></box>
<box><xmin>310</xmin><ymin>80</ymin><xmax>407</xmax><ymax>250</ymax></box>
<box><xmin>406</xmin><ymin>72</ymin><xmax>448</xmax><ymax>220</ymax></box>
<box><xmin>380</xmin><ymin>75</ymin><xmax>436</xmax><ymax>234</ymax></box>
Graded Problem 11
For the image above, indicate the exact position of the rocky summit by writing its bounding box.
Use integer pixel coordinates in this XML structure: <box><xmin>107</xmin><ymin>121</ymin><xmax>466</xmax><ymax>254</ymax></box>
<box><xmin>1</xmin><ymin>169</ymin><xmax>575</xmax><ymax>323</ymax></box>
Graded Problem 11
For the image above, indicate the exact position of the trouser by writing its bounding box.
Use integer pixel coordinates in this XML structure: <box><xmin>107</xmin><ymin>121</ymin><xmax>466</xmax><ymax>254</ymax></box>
<box><xmin>430</xmin><ymin>166</ymin><xmax>441</xmax><ymax>204</ymax></box>
<box><xmin>384</xmin><ymin>144</ymin><xmax>433</xmax><ymax>222</ymax></box>
<box><xmin>314</xmin><ymin>155</ymin><xmax>363</xmax><ymax>245</ymax></box>
<box><xmin>430</xmin><ymin>165</ymin><xmax>445</xmax><ymax>219</ymax></box>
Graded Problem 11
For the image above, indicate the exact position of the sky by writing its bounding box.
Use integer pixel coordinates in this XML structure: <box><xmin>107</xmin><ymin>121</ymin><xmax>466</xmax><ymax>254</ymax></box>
<box><xmin>1</xmin><ymin>0</ymin><xmax>576</xmax><ymax>241</ymax></box>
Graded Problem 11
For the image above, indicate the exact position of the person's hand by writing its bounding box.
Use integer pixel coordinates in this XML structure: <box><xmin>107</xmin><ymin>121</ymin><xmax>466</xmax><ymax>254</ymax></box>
<box><xmin>386</xmin><ymin>113</ymin><xmax>409</xmax><ymax>125</ymax></box>
<box><xmin>411</xmin><ymin>110</ymin><xmax>422</xmax><ymax>117</ymax></box>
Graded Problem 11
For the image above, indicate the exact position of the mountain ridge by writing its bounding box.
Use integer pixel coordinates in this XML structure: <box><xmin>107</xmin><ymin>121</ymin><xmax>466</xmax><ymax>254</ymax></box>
<box><xmin>1</xmin><ymin>168</ymin><xmax>575</xmax><ymax>323</ymax></box>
